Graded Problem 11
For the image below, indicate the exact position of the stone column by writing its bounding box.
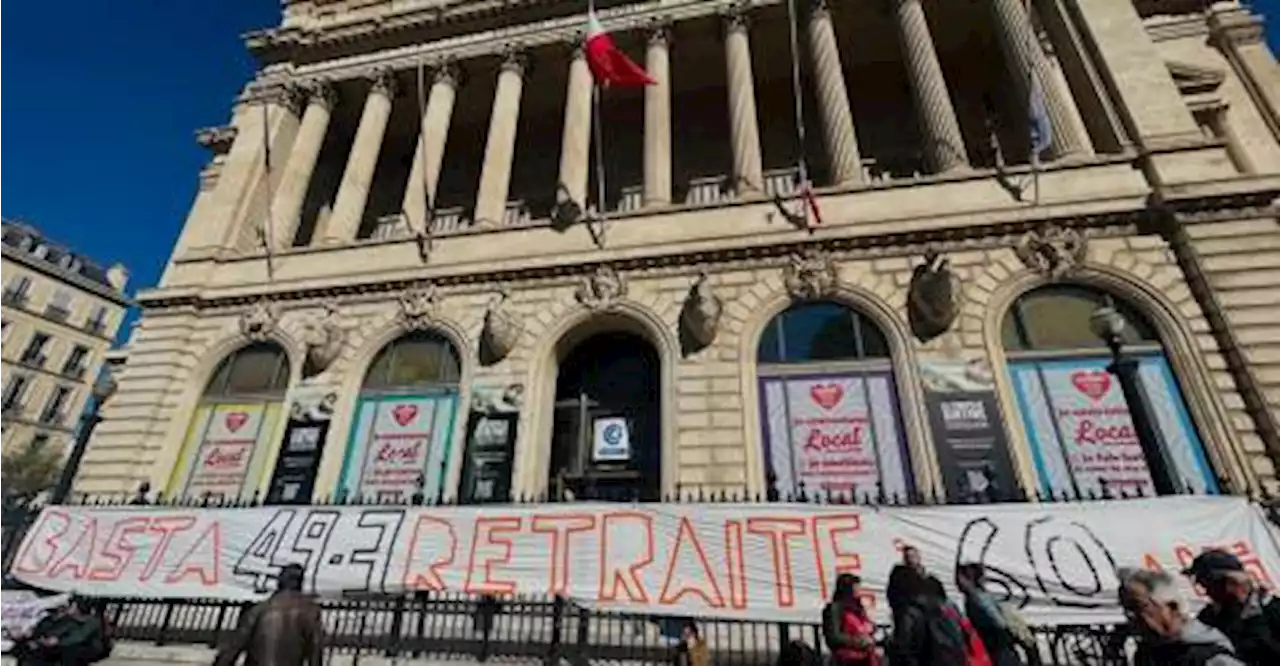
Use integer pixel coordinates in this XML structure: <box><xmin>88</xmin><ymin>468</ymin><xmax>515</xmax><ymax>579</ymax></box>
<box><xmin>403</xmin><ymin>63</ymin><xmax>461</xmax><ymax>228</ymax></box>
<box><xmin>644</xmin><ymin>24</ymin><xmax>673</xmax><ymax>205</ymax></box>
<box><xmin>807</xmin><ymin>0</ymin><xmax>864</xmax><ymax>185</ymax></box>
<box><xmin>271</xmin><ymin>82</ymin><xmax>337</xmax><ymax>249</ymax></box>
<box><xmin>988</xmin><ymin>0</ymin><xmax>1092</xmax><ymax>159</ymax></box>
<box><xmin>474</xmin><ymin>51</ymin><xmax>528</xmax><ymax>229</ymax></box>
<box><xmin>1210</xmin><ymin>10</ymin><xmax>1280</xmax><ymax>145</ymax></box>
<box><xmin>324</xmin><ymin>69</ymin><xmax>398</xmax><ymax>243</ymax></box>
<box><xmin>892</xmin><ymin>0</ymin><xmax>969</xmax><ymax>172</ymax></box>
<box><xmin>558</xmin><ymin>43</ymin><xmax>593</xmax><ymax>211</ymax></box>
<box><xmin>723</xmin><ymin>8</ymin><xmax>765</xmax><ymax>194</ymax></box>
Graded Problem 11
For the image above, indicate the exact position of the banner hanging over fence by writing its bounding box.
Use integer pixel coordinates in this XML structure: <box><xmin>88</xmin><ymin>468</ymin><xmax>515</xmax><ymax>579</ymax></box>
<box><xmin>11</xmin><ymin>497</ymin><xmax>1280</xmax><ymax>625</ymax></box>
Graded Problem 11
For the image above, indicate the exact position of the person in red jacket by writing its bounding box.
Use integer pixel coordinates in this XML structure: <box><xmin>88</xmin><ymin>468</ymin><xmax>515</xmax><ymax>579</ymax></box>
<box><xmin>822</xmin><ymin>573</ymin><xmax>880</xmax><ymax>666</ymax></box>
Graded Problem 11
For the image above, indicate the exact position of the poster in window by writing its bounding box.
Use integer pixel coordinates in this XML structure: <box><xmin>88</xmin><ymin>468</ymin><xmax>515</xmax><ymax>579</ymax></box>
<box><xmin>592</xmin><ymin>417</ymin><xmax>631</xmax><ymax>462</ymax></box>
<box><xmin>177</xmin><ymin>403</ymin><xmax>279</xmax><ymax>500</ymax></box>
<box><xmin>1011</xmin><ymin>354</ymin><xmax>1217</xmax><ymax>498</ymax></box>
<box><xmin>265</xmin><ymin>386</ymin><xmax>337</xmax><ymax>505</ymax></box>
<box><xmin>341</xmin><ymin>394</ymin><xmax>458</xmax><ymax>502</ymax></box>
<box><xmin>760</xmin><ymin>372</ymin><xmax>910</xmax><ymax>500</ymax></box>
<box><xmin>920</xmin><ymin>359</ymin><xmax>1019</xmax><ymax>502</ymax></box>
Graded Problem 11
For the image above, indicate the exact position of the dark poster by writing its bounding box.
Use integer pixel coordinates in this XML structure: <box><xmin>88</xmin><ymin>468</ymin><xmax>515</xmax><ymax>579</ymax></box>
<box><xmin>265</xmin><ymin>388</ymin><xmax>335</xmax><ymax>505</ymax></box>
<box><xmin>920</xmin><ymin>360</ymin><xmax>1018</xmax><ymax>502</ymax></box>
<box><xmin>460</xmin><ymin>413</ymin><xmax>516</xmax><ymax>504</ymax></box>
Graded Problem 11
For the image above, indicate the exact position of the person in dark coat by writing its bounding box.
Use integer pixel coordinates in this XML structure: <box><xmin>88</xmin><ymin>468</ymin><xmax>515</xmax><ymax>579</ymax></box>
<box><xmin>957</xmin><ymin>563</ymin><xmax>1025</xmax><ymax>666</ymax></box>
<box><xmin>1185</xmin><ymin>549</ymin><xmax>1280</xmax><ymax>666</ymax></box>
<box><xmin>13</xmin><ymin>597</ymin><xmax>108</xmax><ymax>666</ymax></box>
<box><xmin>213</xmin><ymin>564</ymin><xmax>325</xmax><ymax>666</ymax></box>
<box><xmin>889</xmin><ymin>566</ymin><xmax>969</xmax><ymax>666</ymax></box>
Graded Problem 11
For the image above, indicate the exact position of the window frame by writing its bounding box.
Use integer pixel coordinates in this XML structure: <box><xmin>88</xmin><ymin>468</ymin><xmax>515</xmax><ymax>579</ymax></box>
<box><xmin>201</xmin><ymin>343</ymin><xmax>291</xmax><ymax>402</ymax></box>
<box><xmin>360</xmin><ymin>331</ymin><xmax>462</xmax><ymax>395</ymax></box>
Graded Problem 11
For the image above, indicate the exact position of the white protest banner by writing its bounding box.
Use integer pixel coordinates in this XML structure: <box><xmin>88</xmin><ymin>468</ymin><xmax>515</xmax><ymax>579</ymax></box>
<box><xmin>1</xmin><ymin>592</ymin><xmax>71</xmax><ymax>652</ymax></box>
<box><xmin>11</xmin><ymin>497</ymin><xmax>1280</xmax><ymax>625</ymax></box>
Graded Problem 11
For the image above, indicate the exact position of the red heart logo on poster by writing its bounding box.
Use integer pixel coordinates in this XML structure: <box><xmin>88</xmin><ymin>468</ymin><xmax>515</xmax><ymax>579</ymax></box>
<box><xmin>391</xmin><ymin>404</ymin><xmax>419</xmax><ymax>426</ymax></box>
<box><xmin>1071</xmin><ymin>370</ymin><xmax>1112</xmax><ymax>402</ymax></box>
<box><xmin>224</xmin><ymin>412</ymin><xmax>249</xmax><ymax>433</ymax></box>
<box><xmin>810</xmin><ymin>384</ymin><xmax>844</xmax><ymax>410</ymax></box>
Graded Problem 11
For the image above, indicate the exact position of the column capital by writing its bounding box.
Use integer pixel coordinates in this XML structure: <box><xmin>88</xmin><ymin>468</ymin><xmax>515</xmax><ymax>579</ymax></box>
<box><xmin>499</xmin><ymin>46</ymin><xmax>531</xmax><ymax>76</ymax></box>
<box><xmin>303</xmin><ymin>79</ymin><xmax>339</xmax><ymax>111</ymax></box>
<box><xmin>433</xmin><ymin>60</ymin><xmax>464</xmax><ymax>89</ymax></box>
<box><xmin>367</xmin><ymin>68</ymin><xmax>399</xmax><ymax>98</ymax></box>
<box><xmin>564</xmin><ymin>32</ymin><xmax>588</xmax><ymax>59</ymax></box>
<box><xmin>721</xmin><ymin>3</ymin><xmax>752</xmax><ymax>34</ymax></box>
<box><xmin>808</xmin><ymin>0</ymin><xmax>832</xmax><ymax>22</ymax></box>
<box><xmin>647</xmin><ymin>19</ymin><xmax>673</xmax><ymax>47</ymax></box>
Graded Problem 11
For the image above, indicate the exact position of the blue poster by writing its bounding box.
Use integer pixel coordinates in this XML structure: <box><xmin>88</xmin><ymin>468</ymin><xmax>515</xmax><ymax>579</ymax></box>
<box><xmin>339</xmin><ymin>392</ymin><xmax>458</xmax><ymax>502</ymax></box>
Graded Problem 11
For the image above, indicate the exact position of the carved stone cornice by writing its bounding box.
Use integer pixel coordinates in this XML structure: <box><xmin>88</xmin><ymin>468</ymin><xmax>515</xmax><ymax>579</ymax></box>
<box><xmin>249</xmin><ymin>0</ymin><xmax>759</xmax><ymax>88</ymax></box>
<box><xmin>195</xmin><ymin>125</ymin><xmax>237</xmax><ymax>153</ymax></box>
<box><xmin>1208</xmin><ymin>10</ymin><xmax>1266</xmax><ymax>47</ymax></box>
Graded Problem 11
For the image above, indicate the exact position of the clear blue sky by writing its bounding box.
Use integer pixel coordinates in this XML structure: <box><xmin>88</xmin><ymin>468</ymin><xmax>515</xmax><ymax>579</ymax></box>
<box><xmin>3</xmin><ymin>1</ymin><xmax>1279</xmax><ymax>341</ymax></box>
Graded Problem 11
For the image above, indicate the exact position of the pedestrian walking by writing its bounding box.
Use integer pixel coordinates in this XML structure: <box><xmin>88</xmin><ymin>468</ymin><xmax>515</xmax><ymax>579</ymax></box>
<box><xmin>673</xmin><ymin>620</ymin><xmax>709</xmax><ymax>666</ymax></box>
<box><xmin>1184</xmin><ymin>549</ymin><xmax>1280</xmax><ymax>666</ymax></box>
<box><xmin>213</xmin><ymin>564</ymin><xmax>325</xmax><ymax>666</ymax></box>
<box><xmin>957</xmin><ymin>563</ymin><xmax>1025</xmax><ymax>666</ymax></box>
<box><xmin>1118</xmin><ymin>567</ymin><xmax>1244</xmax><ymax>666</ymax></box>
<box><xmin>822</xmin><ymin>573</ymin><xmax>879</xmax><ymax>666</ymax></box>
<box><xmin>888</xmin><ymin>566</ymin><xmax>970</xmax><ymax>666</ymax></box>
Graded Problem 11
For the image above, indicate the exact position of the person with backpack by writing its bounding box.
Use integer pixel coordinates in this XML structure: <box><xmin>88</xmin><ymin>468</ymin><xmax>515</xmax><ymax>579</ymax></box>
<box><xmin>957</xmin><ymin>563</ymin><xmax>1025</xmax><ymax>666</ymax></box>
<box><xmin>1184</xmin><ymin>549</ymin><xmax>1280</xmax><ymax>666</ymax></box>
<box><xmin>1118</xmin><ymin>567</ymin><xmax>1245</xmax><ymax>666</ymax></box>
<box><xmin>888</xmin><ymin>566</ymin><xmax>973</xmax><ymax>666</ymax></box>
<box><xmin>214</xmin><ymin>564</ymin><xmax>325</xmax><ymax>666</ymax></box>
<box><xmin>822</xmin><ymin>573</ymin><xmax>879</xmax><ymax>666</ymax></box>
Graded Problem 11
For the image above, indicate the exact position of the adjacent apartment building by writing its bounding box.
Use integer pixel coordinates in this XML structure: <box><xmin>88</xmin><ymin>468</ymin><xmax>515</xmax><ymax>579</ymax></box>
<box><xmin>1</xmin><ymin>221</ymin><xmax>130</xmax><ymax>458</ymax></box>
<box><xmin>76</xmin><ymin>0</ymin><xmax>1280</xmax><ymax>507</ymax></box>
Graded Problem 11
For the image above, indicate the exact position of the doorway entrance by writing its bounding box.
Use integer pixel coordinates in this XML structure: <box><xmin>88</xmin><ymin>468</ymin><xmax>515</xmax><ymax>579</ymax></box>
<box><xmin>550</xmin><ymin>331</ymin><xmax>661</xmax><ymax>501</ymax></box>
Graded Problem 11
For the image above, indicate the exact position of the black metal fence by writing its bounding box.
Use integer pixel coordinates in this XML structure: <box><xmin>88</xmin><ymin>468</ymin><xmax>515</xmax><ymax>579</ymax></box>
<box><xmin>82</xmin><ymin>592</ymin><xmax>1133</xmax><ymax>666</ymax></box>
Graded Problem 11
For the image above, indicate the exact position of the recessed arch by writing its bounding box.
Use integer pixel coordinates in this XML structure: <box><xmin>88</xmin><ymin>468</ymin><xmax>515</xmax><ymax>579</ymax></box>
<box><xmin>337</xmin><ymin>328</ymin><xmax>466</xmax><ymax>503</ymax></box>
<box><xmin>519</xmin><ymin>300</ymin><xmax>679</xmax><ymax>499</ymax></box>
<box><xmin>985</xmin><ymin>268</ymin><xmax>1248</xmax><ymax>499</ymax></box>
<box><xmin>751</xmin><ymin>298</ymin><xmax>914</xmax><ymax>501</ymax></box>
<box><xmin>164</xmin><ymin>340</ymin><xmax>293</xmax><ymax>501</ymax></box>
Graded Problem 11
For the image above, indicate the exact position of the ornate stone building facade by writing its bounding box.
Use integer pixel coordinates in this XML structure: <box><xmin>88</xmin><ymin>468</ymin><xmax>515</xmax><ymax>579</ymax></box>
<box><xmin>77</xmin><ymin>0</ymin><xmax>1280</xmax><ymax>505</ymax></box>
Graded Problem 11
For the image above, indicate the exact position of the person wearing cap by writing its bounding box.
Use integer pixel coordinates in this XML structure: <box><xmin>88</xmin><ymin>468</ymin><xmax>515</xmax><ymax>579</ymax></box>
<box><xmin>1184</xmin><ymin>549</ymin><xmax>1280</xmax><ymax>666</ymax></box>
<box><xmin>214</xmin><ymin>564</ymin><xmax>325</xmax><ymax>666</ymax></box>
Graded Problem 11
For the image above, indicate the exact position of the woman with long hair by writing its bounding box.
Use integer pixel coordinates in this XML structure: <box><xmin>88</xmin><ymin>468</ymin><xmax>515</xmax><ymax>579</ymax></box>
<box><xmin>822</xmin><ymin>573</ymin><xmax>879</xmax><ymax>666</ymax></box>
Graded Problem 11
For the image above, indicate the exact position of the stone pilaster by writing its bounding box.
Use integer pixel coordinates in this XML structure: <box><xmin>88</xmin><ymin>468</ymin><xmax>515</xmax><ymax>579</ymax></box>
<box><xmin>988</xmin><ymin>0</ymin><xmax>1093</xmax><ymax>159</ymax></box>
<box><xmin>892</xmin><ymin>0</ymin><xmax>969</xmax><ymax>172</ymax></box>
<box><xmin>807</xmin><ymin>0</ymin><xmax>863</xmax><ymax>185</ymax></box>
<box><xmin>403</xmin><ymin>63</ymin><xmax>461</xmax><ymax>227</ymax></box>
<box><xmin>324</xmin><ymin>69</ymin><xmax>398</xmax><ymax>243</ymax></box>
<box><xmin>474</xmin><ymin>50</ymin><xmax>528</xmax><ymax>229</ymax></box>
<box><xmin>723</xmin><ymin>7</ymin><xmax>765</xmax><ymax>195</ymax></box>
<box><xmin>272</xmin><ymin>81</ymin><xmax>337</xmax><ymax>249</ymax></box>
<box><xmin>644</xmin><ymin>24</ymin><xmax>673</xmax><ymax>205</ymax></box>
<box><xmin>1209</xmin><ymin>9</ymin><xmax>1280</xmax><ymax>144</ymax></box>
<box><xmin>558</xmin><ymin>43</ymin><xmax>593</xmax><ymax>211</ymax></box>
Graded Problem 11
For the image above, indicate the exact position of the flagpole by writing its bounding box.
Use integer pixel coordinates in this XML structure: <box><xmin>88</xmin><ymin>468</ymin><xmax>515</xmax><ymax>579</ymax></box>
<box><xmin>260</xmin><ymin>99</ymin><xmax>276</xmax><ymax>281</ymax></box>
<box><xmin>783</xmin><ymin>0</ymin><xmax>811</xmax><ymax>226</ymax></box>
<box><xmin>414</xmin><ymin>59</ymin><xmax>434</xmax><ymax>259</ymax></box>
<box><xmin>592</xmin><ymin>83</ymin><xmax>607</xmax><ymax>221</ymax></box>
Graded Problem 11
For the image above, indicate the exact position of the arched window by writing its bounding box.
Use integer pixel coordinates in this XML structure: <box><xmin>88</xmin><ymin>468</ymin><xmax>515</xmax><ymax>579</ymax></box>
<box><xmin>1003</xmin><ymin>285</ymin><xmax>1217</xmax><ymax>498</ymax></box>
<box><xmin>756</xmin><ymin>301</ymin><xmax>911</xmax><ymax>501</ymax></box>
<box><xmin>339</xmin><ymin>331</ymin><xmax>463</xmax><ymax>502</ymax></box>
<box><xmin>169</xmin><ymin>343</ymin><xmax>291</xmax><ymax>501</ymax></box>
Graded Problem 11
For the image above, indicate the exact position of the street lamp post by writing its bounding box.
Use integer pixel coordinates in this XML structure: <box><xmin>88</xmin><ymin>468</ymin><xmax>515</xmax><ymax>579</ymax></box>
<box><xmin>50</xmin><ymin>373</ymin><xmax>117</xmax><ymax>505</ymax></box>
<box><xmin>1089</xmin><ymin>305</ymin><xmax>1179</xmax><ymax>496</ymax></box>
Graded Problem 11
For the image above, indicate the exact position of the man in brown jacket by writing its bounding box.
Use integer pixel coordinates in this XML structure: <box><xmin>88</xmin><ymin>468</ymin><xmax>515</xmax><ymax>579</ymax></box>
<box><xmin>214</xmin><ymin>564</ymin><xmax>325</xmax><ymax>666</ymax></box>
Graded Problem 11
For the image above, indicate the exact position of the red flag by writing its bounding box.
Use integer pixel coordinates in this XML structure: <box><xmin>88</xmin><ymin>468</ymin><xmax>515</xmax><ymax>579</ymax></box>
<box><xmin>584</xmin><ymin>10</ymin><xmax>654</xmax><ymax>87</ymax></box>
<box><xmin>800</xmin><ymin>181</ymin><xmax>824</xmax><ymax>225</ymax></box>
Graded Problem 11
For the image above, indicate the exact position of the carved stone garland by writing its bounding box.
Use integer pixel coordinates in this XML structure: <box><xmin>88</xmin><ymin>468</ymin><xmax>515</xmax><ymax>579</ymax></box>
<box><xmin>783</xmin><ymin>249</ymin><xmax>840</xmax><ymax>300</ymax></box>
<box><xmin>1014</xmin><ymin>224</ymin><xmax>1088</xmax><ymax>280</ymax></box>
<box><xmin>239</xmin><ymin>298</ymin><xmax>280</xmax><ymax>341</ymax></box>
<box><xmin>575</xmin><ymin>265</ymin><xmax>627</xmax><ymax>310</ymax></box>
<box><xmin>481</xmin><ymin>288</ymin><xmax>523</xmax><ymax>363</ymax></box>
<box><xmin>680</xmin><ymin>272</ymin><xmax>723</xmax><ymax>350</ymax></box>
<box><xmin>302</xmin><ymin>301</ymin><xmax>346</xmax><ymax>377</ymax></box>
<box><xmin>399</xmin><ymin>281</ymin><xmax>441</xmax><ymax>330</ymax></box>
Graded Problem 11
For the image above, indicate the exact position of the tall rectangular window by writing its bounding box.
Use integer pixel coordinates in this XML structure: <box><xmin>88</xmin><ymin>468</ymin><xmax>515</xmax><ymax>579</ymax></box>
<box><xmin>21</xmin><ymin>332</ymin><xmax>50</xmax><ymax>366</ymax></box>
<box><xmin>39</xmin><ymin>386</ymin><xmax>71</xmax><ymax>425</ymax></box>
<box><xmin>63</xmin><ymin>345</ymin><xmax>89</xmax><ymax>378</ymax></box>
<box><xmin>3</xmin><ymin>276</ymin><xmax>31</xmax><ymax>307</ymax></box>
<box><xmin>46</xmin><ymin>288</ymin><xmax>73</xmax><ymax>322</ymax></box>
<box><xmin>2</xmin><ymin>375</ymin><xmax>30</xmax><ymax>411</ymax></box>
<box><xmin>85</xmin><ymin>306</ymin><xmax>108</xmax><ymax>335</ymax></box>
